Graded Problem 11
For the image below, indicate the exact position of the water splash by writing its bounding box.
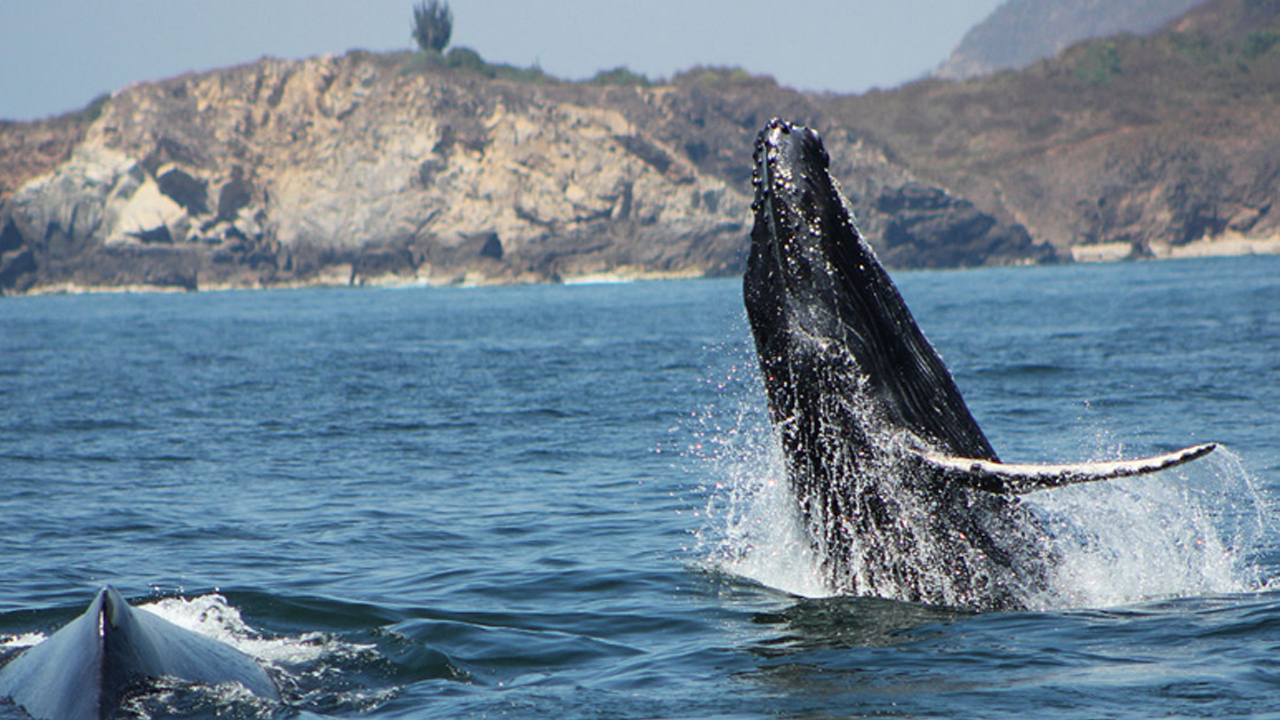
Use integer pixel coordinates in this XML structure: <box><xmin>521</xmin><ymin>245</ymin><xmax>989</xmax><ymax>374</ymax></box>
<box><xmin>0</xmin><ymin>632</ymin><xmax>44</xmax><ymax>651</ymax></box>
<box><xmin>137</xmin><ymin>593</ymin><xmax>376</xmax><ymax>667</ymax></box>
<box><xmin>694</xmin><ymin>374</ymin><xmax>1274</xmax><ymax>609</ymax></box>
<box><xmin>138</xmin><ymin>593</ymin><xmax>267</xmax><ymax>651</ymax></box>
<box><xmin>1028</xmin><ymin>446</ymin><xmax>1272</xmax><ymax>609</ymax></box>
<box><xmin>123</xmin><ymin>592</ymin><xmax>404</xmax><ymax>717</ymax></box>
<box><xmin>688</xmin><ymin>364</ymin><xmax>832</xmax><ymax>599</ymax></box>
<box><xmin>699</xmin><ymin>444</ymin><xmax>830</xmax><ymax>599</ymax></box>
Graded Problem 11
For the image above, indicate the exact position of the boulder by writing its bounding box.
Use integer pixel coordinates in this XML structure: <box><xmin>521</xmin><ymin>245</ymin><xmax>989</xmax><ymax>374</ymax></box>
<box><xmin>109</xmin><ymin>176</ymin><xmax>188</xmax><ymax>245</ymax></box>
<box><xmin>873</xmin><ymin>184</ymin><xmax>1056</xmax><ymax>268</ymax></box>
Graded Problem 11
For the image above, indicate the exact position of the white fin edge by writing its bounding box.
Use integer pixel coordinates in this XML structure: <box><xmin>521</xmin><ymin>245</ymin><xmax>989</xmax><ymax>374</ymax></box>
<box><xmin>924</xmin><ymin>442</ymin><xmax>1218</xmax><ymax>495</ymax></box>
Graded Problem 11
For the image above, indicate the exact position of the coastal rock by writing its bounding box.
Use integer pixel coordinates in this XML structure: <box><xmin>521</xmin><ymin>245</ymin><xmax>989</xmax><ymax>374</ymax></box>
<box><xmin>12</xmin><ymin>0</ymin><xmax>1273</xmax><ymax>294</ymax></box>
<box><xmin>10</xmin><ymin>146</ymin><xmax>138</xmax><ymax>251</ymax></box>
<box><xmin>1</xmin><ymin>54</ymin><xmax>765</xmax><ymax>291</ymax></box>
<box><xmin>110</xmin><ymin>175</ymin><xmax>188</xmax><ymax>245</ymax></box>
<box><xmin>0</xmin><ymin>216</ymin><xmax>35</xmax><ymax>291</ymax></box>
<box><xmin>867</xmin><ymin>183</ymin><xmax>1053</xmax><ymax>268</ymax></box>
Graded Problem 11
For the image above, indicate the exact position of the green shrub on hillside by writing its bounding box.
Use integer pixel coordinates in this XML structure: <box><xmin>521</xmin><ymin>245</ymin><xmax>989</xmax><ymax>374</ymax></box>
<box><xmin>590</xmin><ymin>66</ymin><xmax>651</xmax><ymax>87</ymax></box>
<box><xmin>69</xmin><ymin>93</ymin><xmax>112</xmax><ymax>123</ymax></box>
<box><xmin>445</xmin><ymin>47</ymin><xmax>488</xmax><ymax>74</ymax></box>
<box><xmin>1074</xmin><ymin>41</ymin><xmax>1123</xmax><ymax>85</ymax></box>
<box><xmin>396</xmin><ymin>45</ymin><xmax>554</xmax><ymax>84</ymax></box>
<box><xmin>673</xmin><ymin>66</ymin><xmax>776</xmax><ymax>88</ymax></box>
<box><xmin>1243</xmin><ymin>29</ymin><xmax>1280</xmax><ymax>59</ymax></box>
<box><xmin>492</xmin><ymin>63</ymin><xmax>553</xmax><ymax>84</ymax></box>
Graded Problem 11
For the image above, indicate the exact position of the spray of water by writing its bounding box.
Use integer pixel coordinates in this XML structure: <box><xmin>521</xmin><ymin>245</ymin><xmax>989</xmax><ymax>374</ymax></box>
<box><xmin>687</xmin><ymin>358</ymin><xmax>832</xmax><ymax>599</ymax></box>
<box><xmin>693</xmin><ymin>369</ymin><xmax>1274</xmax><ymax>609</ymax></box>
<box><xmin>1027</xmin><ymin>446</ymin><xmax>1271</xmax><ymax>608</ymax></box>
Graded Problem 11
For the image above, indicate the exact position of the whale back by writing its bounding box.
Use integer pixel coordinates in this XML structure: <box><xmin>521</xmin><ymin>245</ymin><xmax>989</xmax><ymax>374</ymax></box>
<box><xmin>0</xmin><ymin>587</ymin><xmax>278</xmax><ymax>720</ymax></box>
<box><xmin>0</xmin><ymin>589</ymin><xmax>107</xmax><ymax>720</ymax></box>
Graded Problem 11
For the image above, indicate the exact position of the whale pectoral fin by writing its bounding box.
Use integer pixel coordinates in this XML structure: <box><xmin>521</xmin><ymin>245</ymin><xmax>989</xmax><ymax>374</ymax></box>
<box><xmin>923</xmin><ymin>442</ymin><xmax>1218</xmax><ymax>495</ymax></box>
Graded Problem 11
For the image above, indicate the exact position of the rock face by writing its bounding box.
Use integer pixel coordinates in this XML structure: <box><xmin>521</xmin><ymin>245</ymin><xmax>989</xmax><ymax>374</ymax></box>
<box><xmin>10</xmin><ymin>1</ymin><xmax>1275</xmax><ymax>294</ymax></box>
<box><xmin>5</xmin><ymin>1</ymin><xmax>1277</xmax><ymax>296</ymax></box>
<box><xmin>0</xmin><ymin>54</ymin><xmax>760</xmax><ymax>292</ymax></box>
<box><xmin>934</xmin><ymin>0</ymin><xmax>1206</xmax><ymax>81</ymax></box>
<box><xmin>867</xmin><ymin>184</ymin><xmax>1054</xmax><ymax>268</ymax></box>
<box><xmin>0</xmin><ymin>55</ymin><xmax>1049</xmax><ymax>294</ymax></box>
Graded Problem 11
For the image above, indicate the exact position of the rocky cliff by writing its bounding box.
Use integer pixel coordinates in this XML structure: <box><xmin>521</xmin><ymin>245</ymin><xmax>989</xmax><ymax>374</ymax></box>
<box><xmin>0</xmin><ymin>55</ymin><xmax>1053</xmax><ymax>294</ymax></box>
<box><xmin>2</xmin><ymin>55</ymin><xmax>758</xmax><ymax>293</ymax></box>
<box><xmin>2</xmin><ymin>0</ymin><xmax>1275</xmax><ymax>294</ymax></box>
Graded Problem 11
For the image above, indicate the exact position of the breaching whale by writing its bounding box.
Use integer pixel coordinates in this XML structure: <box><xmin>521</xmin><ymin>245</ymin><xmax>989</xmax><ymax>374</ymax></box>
<box><xmin>744</xmin><ymin>118</ymin><xmax>1216</xmax><ymax>609</ymax></box>
<box><xmin>0</xmin><ymin>586</ymin><xmax>279</xmax><ymax>720</ymax></box>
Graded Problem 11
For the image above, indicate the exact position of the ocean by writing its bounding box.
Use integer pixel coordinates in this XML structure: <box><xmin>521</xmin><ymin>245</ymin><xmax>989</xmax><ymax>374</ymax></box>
<box><xmin>1</xmin><ymin>254</ymin><xmax>1278</xmax><ymax>719</ymax></box>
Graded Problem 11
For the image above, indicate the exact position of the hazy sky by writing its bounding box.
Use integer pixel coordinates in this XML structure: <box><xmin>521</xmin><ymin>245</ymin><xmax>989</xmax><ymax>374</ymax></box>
<box><xmin>0</xmin><ymin>0</ymin><xmax>1006</xmax><ymax>122</ymax></box>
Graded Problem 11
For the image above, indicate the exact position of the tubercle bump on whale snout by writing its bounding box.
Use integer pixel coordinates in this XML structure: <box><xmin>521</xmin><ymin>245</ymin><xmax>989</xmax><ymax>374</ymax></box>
<box><xmin>751</xmin><ymin>119</ymin><xmax>829</xmax><ymax>198</ymax></box>
<box><xmin>753</xmin><ymin>119</ymin><xmax>793</xmax><ymax>183</ymax></box>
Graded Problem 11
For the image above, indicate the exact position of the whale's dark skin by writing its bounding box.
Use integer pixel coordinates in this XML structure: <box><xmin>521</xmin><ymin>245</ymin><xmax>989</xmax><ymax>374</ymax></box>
<box><xmin>744</xmin><ymin>119</ymin><xmax>1216</xmax><ymax>610</ymax></box>
<box><xmin>0</xmin><ymin>586</ymin><xmax>279</xmax><ymax>720</ymax></box>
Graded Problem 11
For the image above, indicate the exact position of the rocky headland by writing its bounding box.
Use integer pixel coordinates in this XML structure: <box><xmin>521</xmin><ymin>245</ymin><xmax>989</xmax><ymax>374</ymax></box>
<box><xmin>1</xmin><ymin>0</ymin><xmax>1277</xmax><ymax>294</ymax></box>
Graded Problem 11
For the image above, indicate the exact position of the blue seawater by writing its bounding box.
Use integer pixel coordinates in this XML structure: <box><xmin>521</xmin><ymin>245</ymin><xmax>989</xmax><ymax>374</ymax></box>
<box><xmin>1</xmin><ymin>255</ymin><xmax>1279</xmax><ymax>718</ymax></box>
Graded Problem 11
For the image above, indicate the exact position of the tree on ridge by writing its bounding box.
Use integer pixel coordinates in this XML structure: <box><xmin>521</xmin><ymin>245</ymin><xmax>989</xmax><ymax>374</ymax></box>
<box><xmin>412</xmin><ymin>0</ymin><xmax>453</xmax><ymax>53</ymax></box>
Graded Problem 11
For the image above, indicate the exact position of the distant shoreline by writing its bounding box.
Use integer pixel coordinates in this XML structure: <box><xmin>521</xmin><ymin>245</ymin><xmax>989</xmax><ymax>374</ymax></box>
<box><xmin>1069</xmin><ymin>233</ymin><xmax>1280</xmax><ymax>263</ymax></box>
<box><xmin>8</xmin><ymin>240</ymin><xmax>1278</xmax><ymax>298</ymax></box>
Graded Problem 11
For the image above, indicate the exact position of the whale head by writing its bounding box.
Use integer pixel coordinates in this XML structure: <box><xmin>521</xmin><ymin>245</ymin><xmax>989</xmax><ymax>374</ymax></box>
<box><xmin>745</xmin><ymin>118</ymin><xmax>997</xmax><ymax>461</ymax></box>
<box><xmin>747</xmin><ymin>119</ymin><xmax>856</xmax><ymax>344</ymax></box>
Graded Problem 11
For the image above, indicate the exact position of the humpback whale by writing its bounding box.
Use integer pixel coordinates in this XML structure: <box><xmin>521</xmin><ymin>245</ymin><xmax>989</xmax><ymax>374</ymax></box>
<box><xmin>744</xmin><ymin>119</ymin><xmax>1216</xmax><ymax>610</ymax></box>
<box><xmin>0</xmin><ymin>586</ymin><xmax>279</xmax><ymax>720</ymax></box>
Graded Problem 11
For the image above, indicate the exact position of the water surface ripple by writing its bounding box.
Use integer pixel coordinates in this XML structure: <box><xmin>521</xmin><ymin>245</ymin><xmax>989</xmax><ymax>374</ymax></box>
<box><xmin>2</xmin><ymin>256</ymin><xmax>1279</xmax><ymax>718</ymax></box>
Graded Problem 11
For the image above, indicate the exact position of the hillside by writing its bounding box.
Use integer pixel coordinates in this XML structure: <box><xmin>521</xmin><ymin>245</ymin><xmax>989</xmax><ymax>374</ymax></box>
<box><xmin>834</xmin><ymin>0</ymin><xmax>1280</xmax><ymax>260</ymax></box>
<box><xmin>934</xmin><ymin>0</ymin><xmax>1206</xmax><ymax>80</ymax></box>
<box><xmin>1</xmin><ymin>0</ymin><xmax>1277</xmax><ymax>294</ymax></box>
